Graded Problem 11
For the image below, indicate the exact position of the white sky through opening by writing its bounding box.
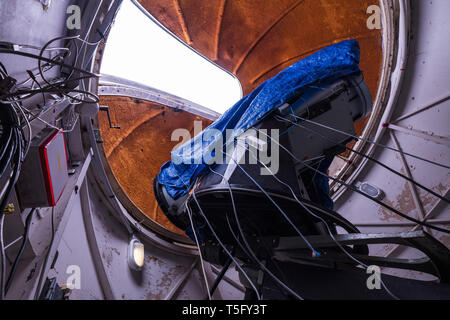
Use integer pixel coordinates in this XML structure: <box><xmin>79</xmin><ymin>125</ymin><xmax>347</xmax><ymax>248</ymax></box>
<box><xmin>101</xmin><ymin>0</ymin><xmax>242</xmax><ymax>114</ymax></box>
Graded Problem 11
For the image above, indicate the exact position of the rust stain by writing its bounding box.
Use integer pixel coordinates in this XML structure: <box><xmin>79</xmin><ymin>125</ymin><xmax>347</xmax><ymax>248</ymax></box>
<box><xmin>378</xmin><ymin>182</ymin><xmax>417</xmax><ymax>222</ymax></box>
<box><xmin>157</xmin><ymin>272</ymin><xmax>173</xmax><ymax>289</ymax></box>
<box><xmin>435</xmin><ymin>182</ymin><xmax>448</xmax><ymax>194</ymax></box>
<box><xmin>396</xmin><ymin>181</ymin><xmax>417</xmax><ymax>214</ymax></box>
<box><xmin>146</xmin><ymin>256</ymin><xmax>164</xmax><ymax>268</ymax></box>
<box><xmin>146</xmin><ymin>290</ymin><xmax>164</xmax><ymax>300</ymax></box>
<box><xmin>378</xmin><ymin>198</ymin><xmax>399</xmax><ymax>222</ymax></box>
<box><xmin>102</xmin><ymin>248</ymin><xmax>114</xmax><ymax>268</ymax></box>
<box><xmin>143</xmin><ymin>260</ymin><xmax>188</xmax><ymax>300</ymax></box>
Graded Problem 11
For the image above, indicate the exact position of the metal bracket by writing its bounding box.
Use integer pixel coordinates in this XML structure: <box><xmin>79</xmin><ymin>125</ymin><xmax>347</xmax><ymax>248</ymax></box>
<box><xmin>99</xmin><ymin>105</ymin><xmax>120</xmax><ymax>129</ymax></box>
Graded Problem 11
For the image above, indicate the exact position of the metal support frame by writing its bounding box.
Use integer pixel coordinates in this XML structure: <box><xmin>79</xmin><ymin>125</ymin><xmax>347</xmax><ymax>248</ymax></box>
<box><xmin>389</xmin><ymin>130</ymin><xmax>429</xmax><ymax>233</ymax></box>
<box><xmin>392</xmin><ymin>93</ymin><xmax>450</xmax><ymax>123</ymax></box>
<box><xmin>272</xmin><ymin>230</ymin><xmax>450</xmax><ymax>283</ymax></box>
<box><xmin>164</xmin><ymin>258</ymin><xmax>198</xmax><ymax>300</ymax></box>
<box><xmin>31</xmin><ymin>150</ymin><xmax>93</xmax><ymax>299</ymax></box>
<box><xmin>379</xmin><ymin>92</ymin><xmax>450</xmax><ymax>260</ymax></box>
<box><xmin>384</xmin><ymin>187</ymin><xmax>450</xmax><ymax>259</ymax></box>
<box><xmin>387</xmin><ymin>123</ymin><xmax>450</xmax><ymax>148</ymax></box>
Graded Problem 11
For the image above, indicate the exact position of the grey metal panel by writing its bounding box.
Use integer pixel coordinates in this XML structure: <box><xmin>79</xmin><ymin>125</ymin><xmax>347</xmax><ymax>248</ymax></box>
<box><xmin>334</xmin><ymin>0</ymin><xmax>450</xmax><ymax>282</ymax></box>
<box><xmin>0</xmin><ymin>0</ymin><xmax>71</xmax><ymax>83</ymax></box>
<box><xmin>48</xmin><ymin>185</ymin><xmax>105</xmax><ymax>300</ymax></box>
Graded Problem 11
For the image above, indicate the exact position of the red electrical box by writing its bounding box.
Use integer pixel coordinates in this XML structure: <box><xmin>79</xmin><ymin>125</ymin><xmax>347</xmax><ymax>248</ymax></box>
<box><xmin>17</xmin><ymin>129</ymin><xmax>69</xmax><ymax>208</ymax></box>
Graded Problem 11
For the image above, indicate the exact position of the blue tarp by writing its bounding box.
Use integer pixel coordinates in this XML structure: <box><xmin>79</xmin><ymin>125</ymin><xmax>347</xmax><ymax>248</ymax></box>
<box><xmin>158</xmin><ymin>40</ymin><xmax>362</xmax><ymax>200</ymax></box>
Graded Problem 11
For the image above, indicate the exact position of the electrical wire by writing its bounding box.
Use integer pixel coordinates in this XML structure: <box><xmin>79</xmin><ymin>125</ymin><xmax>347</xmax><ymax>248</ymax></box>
<box><xmin>0</xmin><ymin>41</ymin><xmax>70</xmax><ymax>52</ymax></box>
<box><xmin>188</xmin><ymin>191</ymin><xmax>262</xmax><ymax>300</ymax></box>
<box><xmin>0</xmin><ymin>214</ymin><xmax>5</xmax><ymax>300</ymax></box>
<box><xmin>1</xmin><ymin>78</ymin><xmax>100</xmax><ymax>103</ymax></box>
<box><xmin>10</xmin><ymin>101</ymin><xmax>32</xmax><ymax>157</ymax></box>
<box><xmin>237</xmin><ymin>140</ymin><xmax>399</xmax><ymax>299</ymax></box>
<box><xmin>0</xmin><ymin>130</ymin><xmax>13</xmax><ymax>166</ymax></box>
<box><xmin>204</xmin><ymin>257</ymin><xmax>232</xmax><ymax>300</ymax></box>
<box><xmin>275</xmin><ymin>115</ymin><xmax>449</xmax><ymax>204</ymax></box>
<box><xmin>207</xmin><ymin>166</ymin><xmax>304</xmax><ymax>300</ymax></box>
<box><xmin>224</xmin><ymin>212</ymin><xmax>293</xmax><ymax>296</ymax></box>
<box><xmin>5</xmin><ymin>208</ymin><xmax>35</xmax><ymax>295</ymax></box>
<box><xmin>17</xmin><ymin>103</ymin><xmax>79</xmax><ymax>134</ymax></box>
<box><xmin>15</xmin><ymin>54</ymin><xmax>65</xmax><ymax>88</ymax></box>
<box><xmin>290</xmin><ymin>114</ymin><xmax>450</xmax><ymax>170</ymax></box>
<box><xmin>33</xmin><ymin>206</ymin><xmax>55</xmax><ymax>300</ymax></box>
<box><xmin>0</xmin><ymin>49</ymin><xmax>99</xmax><ymax>78</ymax></box>
<box><xmin>168</xmin><ymin>168</ymin><xmax>261</xmax><ymax>299</ymax></box>
<box><xmin>185</xmin><ymin>202</ymin><xmax>212</xmax><ymax>300</ymax></box>
<box><xmin>255</xmin><ymin>129</ymin><xmax>450</xmax><ymax>235</ymax></box>
<box><xmin>219</xmin><ymin>148</ymin><xmax>320</xmax><ymax>256</ymax></box>
<box><xmin>0</xmin><ymin>12</ymin><xmax>113</xmax><ymax>299</ymax></box>
<box><xmin>38</xmin><ymin>35</ymin><xmax>89</xmax><ymax>93</ymax></box>
<box><xmin>0</xmin><ymin>128</ymin><xmax>23</xmax><ymax>300</ymax></box>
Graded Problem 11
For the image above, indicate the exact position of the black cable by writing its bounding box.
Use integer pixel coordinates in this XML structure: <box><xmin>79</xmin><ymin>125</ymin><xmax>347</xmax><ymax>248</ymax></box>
<box><xmin>276</xmin><ymin>115</ymin><xmax>449</xmax><ymax>204</ymax></box>
<box><xmin>255</xmin><ymin>128</ymin><xmax>450</xmax><ymax>235</ymax></box>
<box><xmin>219</xmin><ymin>150</ymin><xmax>320</xmax><ymax>256</ymax></box>
<box><xmin>238</xmin><ymin>143</ymin><xmax>399</xmax><ymax>299</ymax></box>
<box><xmin>0</xmin><ymin>133</ymin><xmax>15</xmax><ymax>180</ymax></box>
<box><xmin>0</xmin><ymin>214</ymin><xmax>5</xmax><ymax>301</ymax></box>
<box><xmin>0</xmin><ymin>49</ymin><xmax>98</xmax><ymax>78</ymax></box>
<box><xmin>5</xmin><ymin>208</ymin><xmax>35</xmax><ymax>294</ymax></box>
<box><xmin>26</xmin><ymin>70</ymin><xmax>46</xmax><ymax>107</ymax></box>
<box><xmin>0</xmin><ymin>62</ymin><xmax>7</xmax><ymax>75</ymax></box>
<box><xmin>187</xmin><ymin>193</ymin><xmax>262</xmax><ymax>300</ymax></box>
<box><xmin>203</xmin><ymin>257</ymin><xmax>233</xmax><ymax>300</ymax></box>
<box><xmin>192</xmin><ymin>171</ymin><xmax>304</xmax><ymax>300</ymax></box>
<box><xmin>0</xmin><ymin>129</ymin><xmax>12</xmax><ymax>164</ymax></box>
<box><xmin>38</xmin><ymin>35</ymin><xmax>85</xmax><ymax>95</ymax></box>
<box><xmin>0</xmin><ymin>128</ymin><xmax>23</xmax><ymax>300</ymax></box>
<box><xmin>291</xmin><ymin>114</ymin><xmax>450</xmax><ymax>170</ymax></box>
<box><xmin>1</xmin><ymin>76</ymin><xmax>100</xmax><ymax>103</ymax></box>
<box><xmin>224</xmin><ymin>213</ymin><xmax>254</xmax><ymax>262</ymax></box>
<box><xmin>66</xmin><ymin>36</ymin><xmax>80</xmax><ymax>81</ymax></box>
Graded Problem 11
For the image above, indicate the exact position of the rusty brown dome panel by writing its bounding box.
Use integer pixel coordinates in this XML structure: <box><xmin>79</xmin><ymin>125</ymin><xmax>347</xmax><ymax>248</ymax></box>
<box><xmin>99</xmin><ymin>0</ymin><xmax>383</xmax><ymax>236</ymax></box>
<box><xmin>98</xmin><ymin>96</ymin><xmax>212</xmax><ymax>235</ymax></box>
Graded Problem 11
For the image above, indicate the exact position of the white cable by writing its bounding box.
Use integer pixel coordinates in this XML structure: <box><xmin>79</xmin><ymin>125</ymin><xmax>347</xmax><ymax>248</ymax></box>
<box><xmin>290</xmin><ymin>114</ymin><xmax>449</xmax><ymax>169</ymax></box>
<box><xmin>12</xmin><ymin>101</ymin><xmax>32</xmax><ymax>157</ymax></box>
<box><xmin>185</xmin><ymin>202</ymin><xmax>212</xmax><ymax>300</ymax></box>
<box><xmin>240</xmin><ymin>139</ymin><xmax>399</xmax><ymax>299</ymax></box>
<box><xmin>219</xmin><ymin>147</ymin><xmax>319</xmax><ymax>255</ymax></box>
<box><xmin>246</xmin><ymin>130</ymin><xmax>400</xmax><ymax>299</ymax></box>
<box><xmin>208</xmin><ymin>166</ymin><xmax>304</xmax><ymax>300</ymax></box>
<box><xmin>15</xmin><ymin>102</ymin><xmax>79</xmax><ymax>133</ymax></box>
<box><xmin>188</xmin><ymin>191</ymin><xmax>262</xmax><ymax>300</ymax></box>
<box><xmin>169</xmin><ymin>170</ymin><xmax>261</xmax><ymax>299</ymax></box>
